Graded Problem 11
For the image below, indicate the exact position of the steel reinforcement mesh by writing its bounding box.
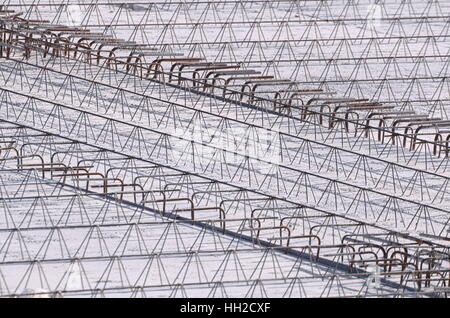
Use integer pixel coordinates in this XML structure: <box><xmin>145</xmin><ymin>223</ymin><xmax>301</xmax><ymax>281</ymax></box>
<box><xmin>0</xmin><ymin>0</ymin><xmax>449</xmax><ymax>298</ymax></box>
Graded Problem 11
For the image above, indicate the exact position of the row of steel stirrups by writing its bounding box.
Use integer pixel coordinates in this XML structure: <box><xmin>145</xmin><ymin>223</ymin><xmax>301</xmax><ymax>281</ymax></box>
<box><xmin>293</xmin><ymin>98</ymin><xmax>450</xmax><ymax>159</ymax></box>
<box><xmin>341</xmin><ymin>236</ymin><xmax>450</xmax><ymax>292</ymax></box>
<box><xmin>0</xmin><ymin>15</ymin><xmax>180</xmax><ymax>77</ymax></box>
<box><xmin>4</xmin><ymin>13</ymin><xmax>450</xmax><ymax>160</ymax></box>
<box><xmin>163</xmin><ymin>64</ymin><xmax>450</xmax><ymax>160</ymax></box>
<box><xmin>254</xmin><ymin>218</ymin><xmax>450</xmax><ymax>293</ymax></box>
<box><xmin>112</xmin><ymin>49</ymin><xmax>450</xmax><ymax>160</ymax></box>
<box><xmin>0</xmin><ymin>16</ymin><xmax>381</xmax><ymax>114</ymax></box>
<box><xmin>0</xmin><ymin>141</ymin><xmax>226</xmax><ymax>225</ymax></box>
<box><xmin>167</xmin><ymin>64</ymin><xmax>450</xmax><ymax>159</ymax></box>
<box><xmin>1</xmin><ymin>138</ymin><xmax>450</xmax><ymax>294</ymax></box>
<box><xmin>3</xmin><ymin>16</ymin><xmax>450</xmax><ymax>172</ymax></box>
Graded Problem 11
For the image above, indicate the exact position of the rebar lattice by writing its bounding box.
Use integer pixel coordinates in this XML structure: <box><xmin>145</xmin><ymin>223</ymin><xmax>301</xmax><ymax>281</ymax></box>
<box><xmin>0</xmin><ymin>0</ymin><xmax>449</xmax><ymax>298</ymax></box>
